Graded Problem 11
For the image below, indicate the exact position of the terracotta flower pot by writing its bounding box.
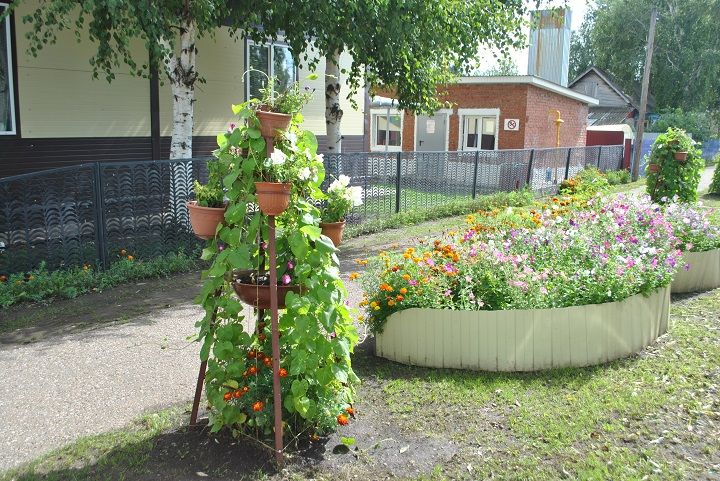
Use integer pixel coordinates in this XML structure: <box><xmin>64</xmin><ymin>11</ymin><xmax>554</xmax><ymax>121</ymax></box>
<box><xmin>187</xmin><ymin>201</ymin><xmax>226</xmax><ymax>240</ymax></box>
<box><xmin>320</xmin><ymin>221</ymin><xmax>346</xmax><ymax>246</ymax></box>
<box><xmin>233</xmin><ymin>282</ymin><xmax>303</xmax><ymax>309</ymax></box>
<box><xmin>648</xmin><ymin>163</ymin><xmax>660</xmax><ymax>173</ymax></box>
<box><xmin>255</xmin><ymin>182</ymin><xmax>291</xmax><ymax>216</ymax></box>
<box><xmin>256</xmin><ymin>110</ymin><xmax>291</xmax><ymax>138</ymax></box>
<box><xmin>674</xmin><ymin>151</ymin><xmax>688</xmax><ymax>162</ymax></box>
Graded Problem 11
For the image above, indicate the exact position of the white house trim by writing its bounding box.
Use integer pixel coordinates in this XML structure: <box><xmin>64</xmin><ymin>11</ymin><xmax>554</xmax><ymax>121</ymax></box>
<box><xmin>0</xmin><ymin>2</ymin><xmax>17</xmax><ymax>136</ymax></box>
<box><xmin>457</xmin><ymin>76</ymin><xmax>599</xmax><ymax>106</ymax></box>
<box><xmin>457</xmin><ymin>108</ymin><xmax>500</xmax><ymax>151</ymax></box>
<box><xmin>370</xmin><ymin>107</ymin><xmax>403</xmax><ymax>152</ymax></box>
<box><xmin>413</xmin><ymin>109</ymin><xmax>452</xmax><ymax>151</ymax></box>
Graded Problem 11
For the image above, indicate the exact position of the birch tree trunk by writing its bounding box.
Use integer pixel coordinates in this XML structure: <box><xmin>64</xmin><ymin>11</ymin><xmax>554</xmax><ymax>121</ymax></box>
<box><xmin>325</xmin><ymin>51</ymin><xmax>343</xmax><ymax>154</ymax></box>
<box><xmin>166</xmin><ymin>20</ymin><xmax>198</xmax><ymax>159</ymax></box>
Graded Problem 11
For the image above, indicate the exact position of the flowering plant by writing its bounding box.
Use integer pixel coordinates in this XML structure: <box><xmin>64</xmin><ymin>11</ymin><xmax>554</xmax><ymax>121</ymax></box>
<box><xmin>646</xmin><ymin>128</ymin><xmax>704</xmax><ymax>203</ymax></box>
<box><xmin>361</xmin><ymin>194</ymin><xmax>681</xmax><ymax>333</ymax></box>
<box><xmin>256</xmin><ymin>130</ymin><xmax>325</xmax><ymax>185</ymax></box>
<box><xmin>193</xmin><ymin>159</ymin><xmax>225</xmax><ymax>208</ymax></box>
<box><xmin>663</xmin><ymin>201</ymin><xmax>720</xmax><ymax>252</ymax></box>
<box><xmin>322</xmin><ymin>175</ymin><xmax>364</xmax><ymax>223</ymax></box>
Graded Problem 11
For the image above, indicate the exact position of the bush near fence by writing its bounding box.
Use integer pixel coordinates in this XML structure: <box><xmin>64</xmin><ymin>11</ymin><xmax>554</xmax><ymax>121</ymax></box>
<box><xmin>0</xmin><ymin>146</ymin><xmax>624</xmax><ymax>275</ymax></box>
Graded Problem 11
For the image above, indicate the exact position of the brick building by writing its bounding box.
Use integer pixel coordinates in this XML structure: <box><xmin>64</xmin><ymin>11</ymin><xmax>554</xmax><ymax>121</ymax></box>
<box><xmin>369</xmin><ymin>76</ymin><xmax>598</xmax><ymax>153</ymax></box>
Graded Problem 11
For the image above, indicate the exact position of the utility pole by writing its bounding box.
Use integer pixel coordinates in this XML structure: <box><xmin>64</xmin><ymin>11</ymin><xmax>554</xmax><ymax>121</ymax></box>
<box><xmin>631</xmin><ymin>6</ymin><xmax>658</xmax><ymax>181</ymax></box>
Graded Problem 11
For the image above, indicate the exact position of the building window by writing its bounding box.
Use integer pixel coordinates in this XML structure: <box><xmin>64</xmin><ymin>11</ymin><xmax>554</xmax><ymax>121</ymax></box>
<box><xmin>458</xmin><ymin>109</ymin><xmax>499</xmax><ymax>151</ymax></box>
<box><xmin>371</xmin><ymin>110</ymin><xmax>402</xmax><ymax>151</ymax></box>
<box><xmin>0</xmin><ymin>2</ymin><xmax>16</xmax><ymax>135</ymax></box>
<box><xmin>246</xmin><ymin>41</ymin><xmax>296</xmax><ymax>100</ymax></box>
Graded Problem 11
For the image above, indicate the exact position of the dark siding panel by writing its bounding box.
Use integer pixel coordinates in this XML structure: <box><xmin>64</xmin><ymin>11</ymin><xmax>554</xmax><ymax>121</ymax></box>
<box><xmin>0</xmin><ymin>134</ymin><xmax>366</xmax><ymax>178</ymax></box>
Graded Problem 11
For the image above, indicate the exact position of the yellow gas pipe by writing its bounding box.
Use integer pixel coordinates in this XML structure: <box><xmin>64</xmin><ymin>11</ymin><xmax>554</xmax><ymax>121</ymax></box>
<box><xmin>551</xmin><ymin>109</ymin><xmax>564</xmax><ymax>147</ymax></box>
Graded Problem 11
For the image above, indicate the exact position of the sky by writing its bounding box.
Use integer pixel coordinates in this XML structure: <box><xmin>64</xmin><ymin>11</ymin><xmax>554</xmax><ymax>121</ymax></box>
<box><xmin>478</xmin><ymin>0</ymin><xmax>594</xmax><ymax>75</ymax></box>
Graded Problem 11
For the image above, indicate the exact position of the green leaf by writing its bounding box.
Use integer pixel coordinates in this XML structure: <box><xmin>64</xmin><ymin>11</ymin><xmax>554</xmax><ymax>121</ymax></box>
<box><xmin>216</xmin><ymin>133</ymin><xmax>228</xmax><ymax>149</ymax></box>
<box><xmin>341</xmin><ymin>436</ymin><xmax>356</xmax><ymax>447</ymax></box>
<box><xmin>224</xmin><ymin>379</ymin><xmax>239</xmax><ymax>389</ymax></box>
<box><xmin>300</xmin><ymin>225</ymin><xmax>322</xmax><ymax>241</ymax></box>
<box><xmin>332</xmin><ymin>364</ymin><xmax>349</xmax><ymax>383</ymax></box>
<box><xmin>213</xmin><ymin>340</ymin><xmax>235</xmax><ymax>361</ymax></box>
<box><xmin>293</xmin><ymin>396</ymin><xmax>313</xmax><ymax>418</ymax></box>
<box><xmin>201</xmin><ymin>247</ymin><xmax>216</xmax><ymax>261</ymax></box>
<box><xmin>200</xmin><ymin>336</ymin><xmax>213</xmax><ymax>362</ymax></box>
<box><xmin>291</xmin><ymin>379</ymin><xmax>309</xmax><ymax>397</ymax></box>
<box><xmin>247</xmin><ymin>127</ymin><xmax>262</xmax><ymax>139</ymax></box>
<box><xmin>250</xmin><ymin>137</ymin><xmax>266</xmax><ymax>153</ymax></box>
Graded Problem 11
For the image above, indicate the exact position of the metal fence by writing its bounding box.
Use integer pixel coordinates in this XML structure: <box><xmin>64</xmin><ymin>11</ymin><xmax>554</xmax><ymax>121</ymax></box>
<box><xmin>0</xmin><ymin>145</ymin><xmax>623</xmax><ymax>275</ymax></box>
<box><xmin>324</xmin><ymin>145</ymin><xmax>624</xmax><ymax>223</ymax></box>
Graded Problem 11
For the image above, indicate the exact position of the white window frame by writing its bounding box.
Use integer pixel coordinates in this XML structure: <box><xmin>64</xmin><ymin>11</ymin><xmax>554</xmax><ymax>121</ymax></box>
<box><xmin>413</xmin><ymin>108</ymin><xmax>452</xmax><ymax>151</ymax></box>
<box><xmin>457</xmin><ymin>108</ymin><xmax>500</xmax><ymax>151</ymax></box>
<box><xmin>0</xmin><ymin>2</ymin><xmax>17</xmax><ymax>136</ymax></box>
<box><xmin>370</xmin><ymin>107</ymin><xmax>403</xmax><ymax>152</ymax></box>
<box><xmin>245</xmin><ymin>39</ymin><xmax>298</xmax><ymax>101</ymax></box>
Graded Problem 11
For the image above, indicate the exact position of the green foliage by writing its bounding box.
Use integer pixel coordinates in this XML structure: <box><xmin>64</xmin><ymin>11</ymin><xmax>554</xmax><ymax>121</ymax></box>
<box><xmin>569</xmin><ymin>0</ymin><xmax>720</xmax><ymax>113</ymax></box>
<box><xmin>0</xmin><ymin>253</ymin><xmax>199</xmax><ymax>308</ymax></box>
<box><xmin>194</xmin><ymin>155</ymin><xmax>226</xmax><ymax>207</ymax></box>
<box><xmin>558</xmin><ymin>167</ymin><xmax>610</xmax><ymax>198</ymax></box>
<box><xmin>344</xmin><ymin>190</ymin><xmax>536</xmax><ymax>239</ymax></box>
<box><xmin>198</xmin><ymin>103</ymin><xmax>357</xmax><ymax>436</ymax></box>
<box><xmin>709</xmin><ymin>162</ymin><xmax>720</xmax><ymax>194</ymax></box>
<box><xmin>646</xmin><ymin>128</ymin><xmax>705</xmax><ymax>203</ymax></box>
<box><xmin>604</xmin><ymin>169</ymin><xmax>631</xmax><ymax>185</ymax></box>
<box><xmin>478</xmin><ymin>56</ymin><xmax>519</xmax><ymax>76</ymax></box>
<box><xmin>255</xmin><ymin>77</ymin><xmax>314</xmax><ymax>115</ymax></box>
<box><xmin>648</xmin><ymin>109</ymin><xmax>713</xmax><ymax>142</ymax></box>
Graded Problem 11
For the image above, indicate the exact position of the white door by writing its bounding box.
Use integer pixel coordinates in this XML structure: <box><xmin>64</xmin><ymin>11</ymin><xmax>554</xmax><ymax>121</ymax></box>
<box><xmin>461</xmin><ymin>115</ymin><xmax>497</xmax><ymax>151</ymax></box>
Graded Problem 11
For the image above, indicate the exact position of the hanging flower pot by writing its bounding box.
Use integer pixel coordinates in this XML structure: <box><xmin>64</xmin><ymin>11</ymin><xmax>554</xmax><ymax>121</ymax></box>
<box><xmin>320</xmin><ymin>221</ymin><xmax>346</xmax><ymax>246</ymax></box>
<box><xmin>232</xmin><ymin>271</ymin><xmax>303</xmax><ymax>309</ymax></box>
<box><xmin>256</xmin><ymin>110</ymin><xmax>292</xmax><ymax>138</ymax></box>
<box><xmin>674</xmin><ymin>151</ymin><xmax>688</xmax><ymax>162</ymax></box>
<box><xmin>255</xmin><ymin>182</ymin><xmax>291</xmax><ymax>216</ymax></box>
<box><xmin>648</xmin><ymin>163</ymin><xmax>660</xmax><ymax>173</ymax></box>
<box><xmin>187</xmin><ymin>201</ymin><xmax>227</xmax><ymax>240</ymax></box>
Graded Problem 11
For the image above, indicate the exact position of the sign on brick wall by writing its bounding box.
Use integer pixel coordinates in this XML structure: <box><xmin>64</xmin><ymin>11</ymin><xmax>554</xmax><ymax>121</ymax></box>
<box><xmin>504</xmin><ymin>119</ymin><xmax>520</xmax><ymax>131</ymax></box>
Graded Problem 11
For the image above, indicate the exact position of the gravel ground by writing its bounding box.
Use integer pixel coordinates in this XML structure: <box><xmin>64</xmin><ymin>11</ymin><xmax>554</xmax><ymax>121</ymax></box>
<box><xmin>0</xmin><ymin>221</ymin><xmax>442</xmax><ymax>470</ymax></box>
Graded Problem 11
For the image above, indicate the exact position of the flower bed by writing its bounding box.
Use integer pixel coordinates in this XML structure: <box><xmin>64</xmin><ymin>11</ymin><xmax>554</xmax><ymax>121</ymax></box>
<box><xmin>376</xmin><ymin>286</ymin><xmax>670</xmax><ymax>371</ymax></box>
<box><xmin>664</xmin><ymin>202</ymin><xmax>720</xmax><ymax>293</ymax></box>
<box><xmin>361</xmin><ymin>195</ymin><xmax>680</xmax><ymax>334</ymax></box>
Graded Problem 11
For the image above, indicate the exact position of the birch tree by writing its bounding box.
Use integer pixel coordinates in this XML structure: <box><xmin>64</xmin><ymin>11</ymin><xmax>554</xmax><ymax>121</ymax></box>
<box><xmin>5</xmin><ymin>0</ymin><xmax>230</xmax><ymax>159</ymax></box>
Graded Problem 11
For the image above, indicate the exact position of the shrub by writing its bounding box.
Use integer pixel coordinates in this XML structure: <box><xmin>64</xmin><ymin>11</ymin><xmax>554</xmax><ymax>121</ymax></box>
<box><xmin>360</xmin><ymin>194</ymin><xmax>680</xmax><ymax>333</ymax></box>
<box><xmin>605</xmin><ymin>169</ymin><xmax>631</xmax><ymax>185</ymax></box>
<box><xmin>709</xmin><ymin>160</ymin><xmax>720</xmax><ymax>194</ymax></box>
<box><xmin>559</xmin><ymin>167</ymin><xmax>609</xmax><ymax>199</ymax></box>
<box><xmin>647</xmin><ymin>108</ymin><xmax>711</xmax><ymax>142</ymax></box>
<box><xmin>0</xmin><ymin>252</ymin><xmax>200</xmax><ymax>308</ymax></box>
<box><xmin>646</xmin><ymin>128</ymin><xmax>704</xmax><ymax>203</ymax></box>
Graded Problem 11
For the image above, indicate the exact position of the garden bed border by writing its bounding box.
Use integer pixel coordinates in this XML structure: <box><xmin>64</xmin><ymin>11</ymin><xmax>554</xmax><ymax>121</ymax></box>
<box><xmin>671</xmin><ymin>249</ymin><xmax>720</xmax><ymax>294</ymax></box>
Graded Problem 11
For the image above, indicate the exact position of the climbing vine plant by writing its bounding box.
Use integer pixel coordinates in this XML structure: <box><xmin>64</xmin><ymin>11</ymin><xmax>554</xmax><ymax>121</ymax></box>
<box><xmin>196</xmin><ymin>104</ymin><xmax>359</xmax><ymax>436</ymax></box>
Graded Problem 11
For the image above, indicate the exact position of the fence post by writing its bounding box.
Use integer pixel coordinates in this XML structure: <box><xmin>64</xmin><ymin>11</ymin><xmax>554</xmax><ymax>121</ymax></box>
<box><xmin>564</xmin><ymin>148</ymin><xmax>572</xmax><ymax>180</ymax></box>
<box><xmin>471</xmin><ymin>151</ymin><xmax>480</xmax><ymax>199</ymax></box>
<box><xmin>596</xmin><ymin>145</ymin><xmax>603</xmax><ymax>169</ymax></box>
<box><xmin>395</xmin><ymin>152</ymin><xmax>402</xmax><ymax>214</ymax></box>
<box><xmin>92</xmin><ymin>162</ymin><xmax>109</xmax><ymax>270</ymax></box>
<box><xmin>526</xmin><ymin>149</ymin><xmax>535</xmax><ymax>189</ymax></box>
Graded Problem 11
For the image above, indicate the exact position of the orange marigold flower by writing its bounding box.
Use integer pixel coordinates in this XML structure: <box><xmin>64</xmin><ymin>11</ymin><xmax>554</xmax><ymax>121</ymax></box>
<box><xmin>400</xmin><ymin>287</ymin><xmax>408</xmax><ymax>294</ymax></box>
<box><xmin>391</xmin><ymin>266</ymin><xmax>400</xmax><ymax>272</ymax></box>
<box><xmin>354</xmin><ymin>259</ymin><xmax>369</xmax><ymax>265</ymax></box>
<box><xmin>337</xmin><ymin>414</ymin><xmax>349</xmax><ymax>425</ymax></box>
<box><xmin>233</xmin><ymin>390</ymin><xmax>242</xmax><ymax>399</ymax></box>
<box><xmin>387</xmin><ymin>299</ymin><xmax>396</xmax><ymax>306</ymax></box>
<box><xmin>242</xmin><ymin>386</ymin><xmax>249</xmax><ymax>393</ymax></box>
<box><xmin>223</xmin><ymin>392</ymin><xmax>232</xmax><ymax>402</ymax></box>
<box><xmin>248</xmin><ymin>366</ymin><xmax>258</xmax><ymax>375</ymax></box>
<box><xmin>402</xmin><ymin>274</ymin><xmax>411</xmax><ymax>281</ymax></box>
<box><xmin>279</xmin><ymin>368</ymin><xmax>288</xmax><ymax>378</ymax></box>
<box><xmin>349</xmin><ymin>272</ymin><xmax>360</xmax><ymax>280</ymax></box>
<box><xmin>403</xmin><ymin>253</ymin><xmax>411</xmax><ymax>259</ymax></box>
<box><xmin>345</xmin><ymin>407</ymin><xmax>355</xmax><ymax>416</ymax></box>
<box><xmin>120</xmin><ymin>249</ymin><xmax>127</xmax><ymax>256</ymax></box>
<box><xmin>127</xmin><ymin>255</ymin><xmax>134</xmax><ymax>261</ymax></box>
<box><xmin>252</xmin><ymin>401</ymin><xmax>264</xmax><ymax>412</ymax></box>
<box><xmin>396</xmin><ymin>295</ymin><xmax>404</xmax><ymax>302</ymax></box>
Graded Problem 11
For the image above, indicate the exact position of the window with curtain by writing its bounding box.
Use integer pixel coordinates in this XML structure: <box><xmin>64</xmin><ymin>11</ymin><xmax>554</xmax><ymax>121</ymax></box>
<box><xmin>0</xmin><ymin>3</ymin><xmax>15</xmax><ymax>134</ymax></box>
<box><xmin>247</xmin><ymin>41</ymin><xmax>296</xmax><ymax>100</ymax></box>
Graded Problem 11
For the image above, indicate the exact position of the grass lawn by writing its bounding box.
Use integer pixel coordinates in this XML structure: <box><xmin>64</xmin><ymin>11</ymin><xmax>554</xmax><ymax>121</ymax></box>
<box><xmin>4</xmin><ymin>288</ymin><xmax>720</xmax><ymax>480</ymax></box>
<box><xmin>608</xmin><ymin>177</ymin><xmax>646</xmax><ymax>194</ymax></box>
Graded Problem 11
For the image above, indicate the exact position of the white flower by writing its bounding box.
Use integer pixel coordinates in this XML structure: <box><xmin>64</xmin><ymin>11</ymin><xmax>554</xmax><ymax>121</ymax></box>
<box><xmin>298</xmin><ymin>167</ymin><xmax>311</xmax><ymax>181</ymax></box>
<box><xmin>338</xmin><ymin>175</ymin><xmax>351</xmax><ymax>187</ymax></box>
<box><xmin>286</xmin><ymin>131</ymin><xmax>297</xmax><ymax>146</ymax></box>
<box><xmin>328</xmin><ymin>179</ymin><xmax>343</xmax><ymax>193</ymax></box>
<box><xmin>269</xmin><ymin>150</ymin><xmax>286</xmax><ymax>166</ymax></box>
<box><xmin>349</xmin><ymin>186</ymin><xmax>364</xmax><ymax>206</ymax></box>
<box><xmin>317</xmin><ymin>153</ymin><xmax>324</xmax><ymax>163</ymax></box>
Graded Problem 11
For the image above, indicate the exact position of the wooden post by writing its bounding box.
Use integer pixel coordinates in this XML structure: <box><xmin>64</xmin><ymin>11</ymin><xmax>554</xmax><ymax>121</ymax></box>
<box><xmin>631</xmin><ymin>7</ymin><xmax>658</xmax><ymax>182</ymax></box>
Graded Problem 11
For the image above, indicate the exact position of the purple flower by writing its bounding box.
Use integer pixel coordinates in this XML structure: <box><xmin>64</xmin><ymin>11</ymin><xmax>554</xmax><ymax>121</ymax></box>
<box><xmin>426</xmin><ymin>258</ymin><xmax>435</xmax><ymax>267</ymax></box>
<box><xmin>281</xmin><ymin>274</ymin><xmax>291</xmax><ymax>285</ymax></box>
<box><xmin>444</xmin><ymin>289</ymin><xmax>452</xmax><ymax>297</ymax></box>
<box><xmin>261</xmin><ymin>242</ymin><xmax>268</xmax><ymax>250</ymax></box>
<box><xmin>287</xmin><ymin>261</ymin><xmax>295</xmax><ymax>270</ymax></box>
<box><xmin>409</xmin><ymin>280</ymin><xmax>418</xmax><ymax>286</ymax></box>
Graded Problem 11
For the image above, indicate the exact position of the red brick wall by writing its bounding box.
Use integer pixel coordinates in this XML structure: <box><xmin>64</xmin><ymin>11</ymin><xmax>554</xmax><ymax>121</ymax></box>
<box><xmin>524</xmin><ymin>86</ymin><xmax>588</xmax><ymax>148</ymax></box>
<box><xmin>372</xmin><ymin>82</ymin><xmax>589</xmax><ymax>151</ymax></box>
<box><xmin>439</xmin><ymin>84</ymin><xmax>529</xmax><ymax>150</ymax></box>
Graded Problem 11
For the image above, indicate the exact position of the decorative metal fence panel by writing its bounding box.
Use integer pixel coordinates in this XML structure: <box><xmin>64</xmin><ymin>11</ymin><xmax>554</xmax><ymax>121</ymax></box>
<box><xmin>0</xmin><ymin>145</ymin><xmax>623</xmax><ymax>275</ymax></box>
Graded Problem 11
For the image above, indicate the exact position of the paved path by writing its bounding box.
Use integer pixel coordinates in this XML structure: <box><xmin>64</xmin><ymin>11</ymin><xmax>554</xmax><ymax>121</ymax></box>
<box><xmin>0</xmin><ymin>221</ymin><xmax>440</xmax><ymax>470</ymax></box>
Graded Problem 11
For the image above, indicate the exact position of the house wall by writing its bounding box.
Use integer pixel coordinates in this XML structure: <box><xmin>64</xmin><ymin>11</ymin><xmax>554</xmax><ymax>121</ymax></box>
<box><xmin>570</xmin><ymin>71</ymin><xmax>628</xmax><ymax>109</ymax></box>
<box><xmin>524</xmin><ymin>85</ymin><xmax>588</xmax><ymax>148</ymax></box>
<box><xmin>0</xmin><ymin>2</ymin><xmax>365</xmax><ymax>177</ymax></box>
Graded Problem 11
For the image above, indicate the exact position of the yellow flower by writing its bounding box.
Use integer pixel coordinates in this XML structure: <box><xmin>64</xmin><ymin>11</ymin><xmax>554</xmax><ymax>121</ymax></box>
<box><xmin>358</xmin><ymin>315</ymin><xmax>366</xmax><ymax>322</ymax></box>
<box><xmin>349</xmin><ymin>272</ymin><xmax>359</xmax><ymax>280</ymax></box>
<box><xmin>403</xmin><ymin>253</ymin><xmax>411</xmax><ymax>259</ymax></box>
<box><xmin>373</xmin><ymin>306</ymin><xmax>380</xmax><ymax>311</ymax></box>
<box><xmin>387</xmin><ymin>299</ymin><xmax>396</xmax><ymax>307</ymax></box>
<box><xmin>370</xmin><ymin>301</ymin><xmax>378</xmax><ymax>308</ymax></box>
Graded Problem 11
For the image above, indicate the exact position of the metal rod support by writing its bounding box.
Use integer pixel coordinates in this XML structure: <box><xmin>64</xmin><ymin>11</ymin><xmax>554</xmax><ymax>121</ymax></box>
<box><xmin>471</xmin><ymin>151</ymin><xmax>480</xmax><ymax>199</ymax></box>
<box><xmin>268</xmin><ymin>215</ymin><xmax>284</xmax><ymax>466</ymax></box>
